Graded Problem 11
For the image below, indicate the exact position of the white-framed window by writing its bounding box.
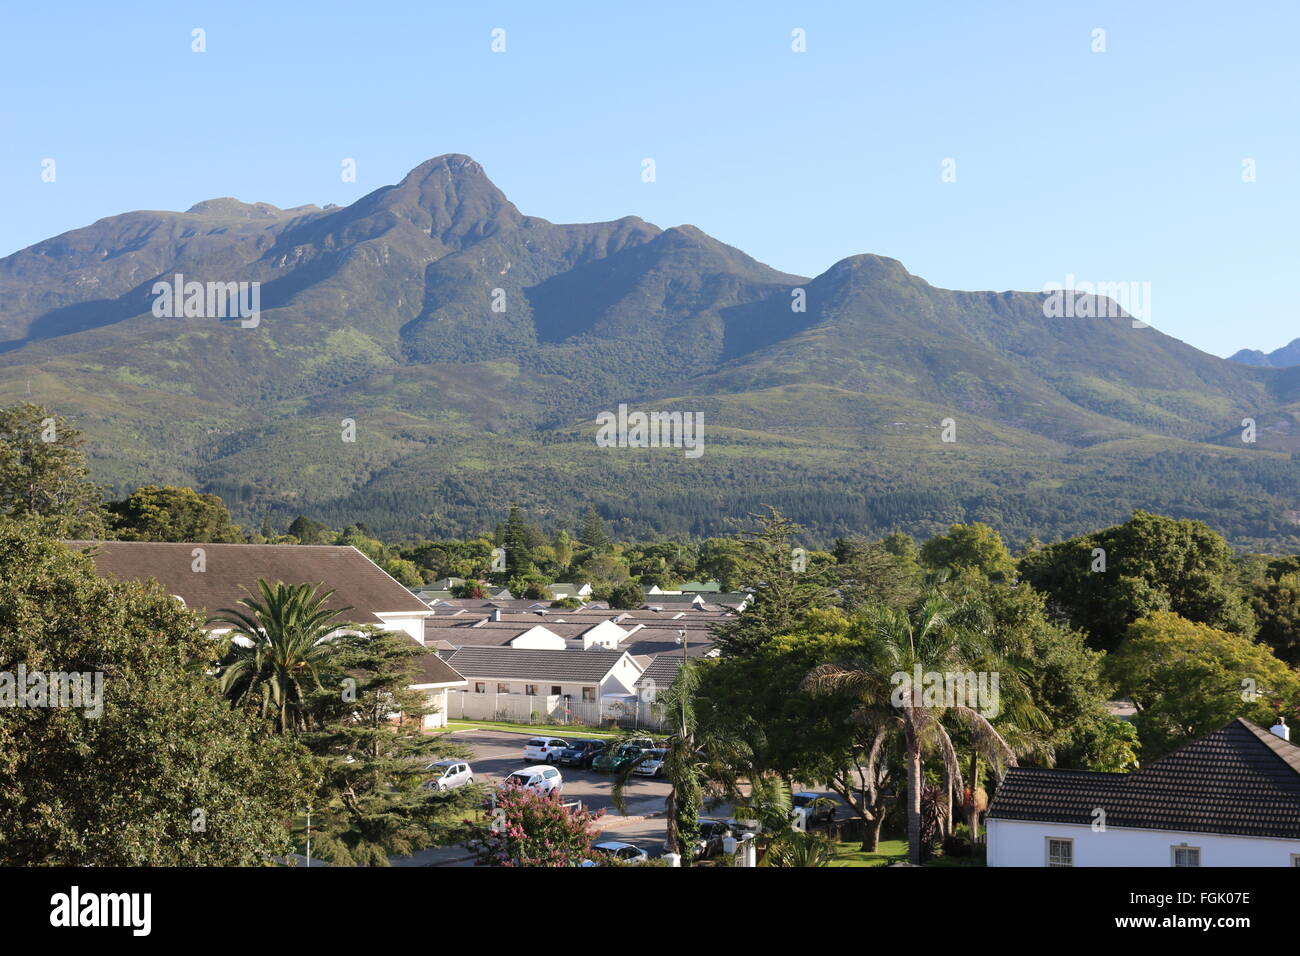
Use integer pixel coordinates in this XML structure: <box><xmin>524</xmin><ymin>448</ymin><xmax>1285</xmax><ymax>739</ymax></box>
<box><xmin>496</xmin><ymin>682</ymin><xmax>510</xmax><ymax>695</ymax></box>
<box><xmin>582</xmin><ymin>686</ymin><xmax>596</xmax><ymax>701</ymax></box>
<box><xmin>1172</xmin><ymin>845</ymin><xmax>1200</xmax><ymax>867</ymax></box>
<box><xmin>1046</xmin><ymin>837</ymin><xmax>1073</xmax><ymax>867</ymax></box>
<box><xmin>473</xmin><ymin>682</ymin><xmax>486</xmax><ymax>694</ymax></box>
<box><xmin>551</xmin><ymin>685</ymin><xmax>562</xmax><ymax>696</ymax></box>
<box><xmin>1291</xmin><ymin>854</ymin><xmax>1299</xmax><ymax>867</ymax></box>
<box><xmin>524</xmin><ymin>683</ymin><xmax>538</xmax><ymax>696</ymax></box>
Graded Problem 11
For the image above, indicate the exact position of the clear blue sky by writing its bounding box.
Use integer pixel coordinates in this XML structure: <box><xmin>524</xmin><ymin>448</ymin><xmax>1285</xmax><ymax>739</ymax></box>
<box><xmin>2</xmin><ymin>0</ymin><xmax>1296</xmax><ymax>357</ymax></box>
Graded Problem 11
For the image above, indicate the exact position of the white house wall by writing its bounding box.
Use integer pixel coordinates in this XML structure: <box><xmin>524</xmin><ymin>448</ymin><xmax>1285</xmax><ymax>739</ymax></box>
<box><xmin>987</xmin><ymin>819</ymin><xmax>1300</xmax><ymax>867</ymax></box>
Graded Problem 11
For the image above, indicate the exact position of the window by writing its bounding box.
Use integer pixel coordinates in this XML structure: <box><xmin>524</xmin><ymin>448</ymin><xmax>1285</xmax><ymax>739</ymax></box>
<box><xmin>1046</xmin><ymin>838</ymin><xmax>1073</xmax><ymax>867</ymax></box>
<box><xmin>474</xmin><ymin>682</ymin><xmax>485</xmax><ymax>694</ymax></box>
<box><xmin>1292</xmin><ymin>855</ymin><xmax>1300</xmax><ymax>867</ymax></box>
<box><xmin>551</xmin><ymin>685</ymin><xmax>562</xmax><ymax>696</ymax></box>
<box><xmin>496</xmin><ymin>682</ymin><xmax>510</xmax><ymax>695</ymax></box>
<box><xmin>525</xmin><ymin>684</ymin><xmax>538</xmax><ymax>696</ymax></box>
<box><xmin>582</xmin><ymin>686</ymin><xmax>596</xmax><ymax>702</ymax></box>
<box><xmin>1172</xmin><ymin>845</ymin><xmax>1200</xmax><ymax>867</ymax></box>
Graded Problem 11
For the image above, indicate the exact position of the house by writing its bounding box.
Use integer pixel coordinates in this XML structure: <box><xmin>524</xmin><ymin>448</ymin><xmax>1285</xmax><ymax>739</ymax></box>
<box><xmin>442</xmin><ymin>646</ymin><xmax>645</xmax><ymax>725</ymax></box>
<box><xmin>987</xmin><ymin>718</ymin><xmax>1300</xmax><ymax>867</ymax></box>
<box><xmin>679</xmin><ymin>581</ymin><xmax>723</xmax><ymax>593</ymax></box>
<box><xmin>408</xmin><ymin>652</ymin><xmax>469</xmax><ymax>729</ymax></box>
<box><xmin>642</xmin><ymin>593</ymin><xmax>705</xmax><ymax>609</ymax></box>
<box><xmin>67</xmin><ymin>541</ymin><xmax>434</xmax><ymax>643</ymax></box>
<box><xmin>443</xmin><ymin>646</ymin><xmax>642</xmax><ymax>700</ymax></box>
<box><xmin>546</xmin><ymin>582</ymin><xmax>592</xmax><ymax>600</ymax></box>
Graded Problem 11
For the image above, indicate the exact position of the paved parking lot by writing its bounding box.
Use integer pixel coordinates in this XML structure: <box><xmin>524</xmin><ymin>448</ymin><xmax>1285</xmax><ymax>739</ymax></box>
<box><xmin>391</xmin><ymin>726</ymin><xmax>853</xmax><ymax>865</ymax></box>
<box><xmin>445</xmin><ymin>727</ymin><xmax>673</xmax><ymax>818</ymax></box>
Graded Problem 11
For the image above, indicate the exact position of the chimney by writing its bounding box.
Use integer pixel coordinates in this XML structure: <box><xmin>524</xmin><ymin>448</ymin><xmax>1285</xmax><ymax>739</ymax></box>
<box><xmin>1271</xmin><ymin>718</ymin><xmax>1290</xmax><ymax>742</ymax></box>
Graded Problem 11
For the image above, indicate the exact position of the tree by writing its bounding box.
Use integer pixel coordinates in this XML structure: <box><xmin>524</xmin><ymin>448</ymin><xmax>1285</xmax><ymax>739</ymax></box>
<box><xmin>805</xmin><ymin>596</ymin><xmax>1019</xmax><ymax>865</ymax></box>
<box><xmin>1019</xmin><ymin>511</ymin><xmax>1256</xmax><ymax>651</ymax></box>
<box><xmin>578</xmin><ymin>505</ymin><xmax>610</xmax><ymax>552</ymax></box>
<box><xmin>1108</xmin><ymin>611</ymin><xmax>1300</xmax><ymax>759</ymax></box>
<box><xmin>0</xmin><ymin>402</ymin><xmax>105</xmax><ymax>537</ymax></box>
<box><xmin>301</xmin><ymin>631</ymin><xmax>481</xmax><ymax>865</ymax></box>
<box><xmin>608</xmin><ymin>580</ymin><xmax>645</xmax><ymax>610</ymax></box>
<box><xmin>382</xmin><ymin>557</ymin><xmax>423</xmax><ymax>587</ymax></box>
<box><xmin>210</xmin><ymin>581</ymin><xmax>356</xmax><ymax>734</ymax></box>
<box><xmin>920</xmin><ymin>523</ymin><xmax>1016</xmax><ymax>582</ymax></box>
<box><xmin>0</xmin><ymin>520</ymin><xmax>312</xmax><ymax>864</ymax></box>
<box><xmin>502</xmin><ymin>504</ymin><xmax>535</xmax><ymax>577</ymax></box>
<box><xmin>287</xmin><ymin>514</ymin><xmax>332</xmax><ymax>545</ymax></box>
<box><xmin>711</xmin><ymin>508</ymin><xmax>833</xmax><ymax>657</ymax></box>
<box><xmin>834</xmin><ymin>536</ymin><xmax>921</xmax><ymax>611</ymax></box>
<box><xmin>610</xmin><ymin>661</ymin><xmax>705</xmax><ymax>864</ymax></box>
<box><xmin>107</xmin><ymin>484</ymin><xmax>245</xmax><ymax>542</ymax></box>
<box><xmin>1249</xmin><ymin>571</ymin><xmax>1300</xmax><ymax>665</ymax></box>
<box><xmin>469</xmin><ymin>785</ymin><xmax>601</xmax><ymax>866</ymax></box>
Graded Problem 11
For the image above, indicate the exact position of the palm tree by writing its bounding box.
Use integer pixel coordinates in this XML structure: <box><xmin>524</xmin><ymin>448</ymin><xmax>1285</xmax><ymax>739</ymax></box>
<box><xmin>763</xmin><ymin>831</ymin><xmax>835</xmax><ymax>867</ymax></box>
<box><xmin>210</xmin><ymin>580</ymin><xmax>355</xmax><ymax>733</ymax></box>
<box><xmin>805</xmin><ymin>594</ymin><xmax>1019</xmax><ymax>865</ymax></box>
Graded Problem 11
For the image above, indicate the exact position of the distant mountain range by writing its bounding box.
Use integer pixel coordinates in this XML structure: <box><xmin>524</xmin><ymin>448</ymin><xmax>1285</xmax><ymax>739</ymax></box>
<box><xmin>1230</xmin><ymin>339</ymin><xmax>1300</xmax><ymax>369</ymax></box>
<box><xmin>3</xmin><ymin>154</ymin><xmax>1299</xmax><ymax>549</ymax></box>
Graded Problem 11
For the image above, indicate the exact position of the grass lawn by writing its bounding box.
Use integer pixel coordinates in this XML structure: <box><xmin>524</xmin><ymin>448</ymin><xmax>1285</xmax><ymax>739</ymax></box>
<box><xmin>830</xmin><ymin>838</ymin><xmax>985</xmax><ymax>867</ymax></box>
<box><xmin>435</xmin><ymin>719</ymin><xmax>631</xmax><ymax>739</ymax></box>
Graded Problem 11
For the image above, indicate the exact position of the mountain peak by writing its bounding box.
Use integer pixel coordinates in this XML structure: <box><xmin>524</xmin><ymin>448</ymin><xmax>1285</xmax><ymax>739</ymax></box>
<box><xmin>399</xmin><ymin>153</ymin><xmax>488</xmax><ymax>184</ymax></box>
<box><xmin>185</xmin><ymin>197</ymin><xmax>291</xmax><ymax>218</ymax></box>
<box><xmin>1229</xmin><ymin>337</ymin><xmax>1300</xmax><ymax>368</ymax></box>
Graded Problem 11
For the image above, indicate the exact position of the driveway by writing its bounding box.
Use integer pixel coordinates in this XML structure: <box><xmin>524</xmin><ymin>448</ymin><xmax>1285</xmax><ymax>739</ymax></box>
<box><xmin>442</xmin><ymin>727</ymin><xmax>674</xmax><ymax>818</ymax></box>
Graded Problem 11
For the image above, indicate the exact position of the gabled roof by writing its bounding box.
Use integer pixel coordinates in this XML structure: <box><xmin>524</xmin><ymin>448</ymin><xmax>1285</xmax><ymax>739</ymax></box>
<box><xmin>66</xmin><ymin>541</ymin><xmax>431</xmax><ymax>626</ymax></box>
<box><xmin>410</xmin><ymin>652</ymin><xmax>467</xmax><ymax>687</ymax></box>
<box><xmin>634</xmin><ymin>654</ymin><xmax>686</xmax><ymax>689</ymax></box>
<box><xmin>443</xmin><ymin>646</ymin><xmax>638</xmax><ymax>684</ymax></box>
<box><xmin>988</xmin><ymin>719</ymin><xmax>1300</xmax><ymax>840</ymax></box>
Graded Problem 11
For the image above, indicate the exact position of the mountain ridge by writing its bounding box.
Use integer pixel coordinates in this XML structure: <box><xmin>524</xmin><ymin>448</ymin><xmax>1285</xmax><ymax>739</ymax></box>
<box><xmin>1</xmin><ymin>154</ymin><xmax>1297</xmax><ymax>549</ymax></box>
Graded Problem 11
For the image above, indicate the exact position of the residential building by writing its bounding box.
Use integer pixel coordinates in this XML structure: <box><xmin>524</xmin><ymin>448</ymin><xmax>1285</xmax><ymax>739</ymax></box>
<box><xmin>987</xmin><ymin>719</ymin><xmax>1300</xmax><ymax>867</ymax></box>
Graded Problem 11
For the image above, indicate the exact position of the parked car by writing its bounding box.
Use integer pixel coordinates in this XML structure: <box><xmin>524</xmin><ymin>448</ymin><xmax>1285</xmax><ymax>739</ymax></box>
<box><xmin>581</xmin><ymin>841</ymin><xmax>649</xmax><ymax>866</ymax></box>
<box><xmin>592</xmin><ymin>744</ymin><xmax>646</xmax><ymax>773</ymax></box>
<box><xmin>523</xmin><ymin>737</ymin><xmax>569</xmax><ymax>764</ymax></box>
<box><xmin>423</xmin><ymin>759</ymin><xmax>474</xmax><ymax>791</ymax></box>
<box><xmin>558</xmin><ymin>739</ymin><xmax>607</xmax><ymax>769</ymax></box>
<box><xmin>663</xmin><ymin>819</ymin><xmax>732</xmax><ymax>859</ymax></box>
<box><xmin>633</xmin><ymin>748</ymin><xmax>667</xmax><ymax>777</ymax></box>
<box><xmin>500</xmin><ymin>766</ymin><xmax>563</xmax><ymax>797</ymax></box>
<box><xmin>792</xmin><ymin>791</ymin><xmax>838</xmax><ymax>824</ymax></box>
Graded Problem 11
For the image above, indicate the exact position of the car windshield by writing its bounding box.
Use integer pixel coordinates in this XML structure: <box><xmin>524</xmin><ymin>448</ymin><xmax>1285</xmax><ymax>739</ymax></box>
<box><xmin>527</xmin><ymin>739</ymin><xmax>545</xmax><ymax>747</ymax></box>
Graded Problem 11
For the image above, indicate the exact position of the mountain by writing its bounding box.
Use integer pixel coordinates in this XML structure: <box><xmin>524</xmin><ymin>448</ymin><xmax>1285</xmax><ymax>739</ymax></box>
<box><xmin>1230</xmin><ymin>338</ymin><xmax>1300</xmax><ymax>368</ymax></box>
<box><xmin>3</xmin><ymin>154</ymin><xmax>1299</xmax><ymax>550</ymax></box>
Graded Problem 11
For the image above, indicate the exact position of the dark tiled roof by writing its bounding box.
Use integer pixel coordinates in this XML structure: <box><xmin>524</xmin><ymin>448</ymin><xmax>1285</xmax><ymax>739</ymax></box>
<box><xmin>66</xmin><ymin>541</ymin><xmax>430</xmax><ymax>626</ymax></box>
<box><xmin>443</xmin><ymin>646</ymin><xmax>634</xmax><ymax>683</ymax></box>
<box><xmin>410</xmin><ymin>653</ymin><xmax>467</xmax><ymax>686</ymax></box>
<box><xmin>634</xmin><ymin>655</ymin><xmax>685</xmax><ymax>689</ymax></box>
<box><xmin>988</xmin><ymin>719</ymin><xmax>1300</xmax><ymax>840</ymax></box>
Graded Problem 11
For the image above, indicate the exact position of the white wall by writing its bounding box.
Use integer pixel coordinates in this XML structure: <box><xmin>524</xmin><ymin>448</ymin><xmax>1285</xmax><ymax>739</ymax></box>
<box><xmin>510</xmin><ymin>625</ymin><xmax>567</xmax><ymax>650</ymax></box>
<box><xmin>987</xmin><ymin>819</ymin><xmax>1300</xmax><ymax>867</ymax></box>
<box><xmin>375</xmin><ymin>613</ymin><xmax>428</xmax><ymax>645</ymax></box>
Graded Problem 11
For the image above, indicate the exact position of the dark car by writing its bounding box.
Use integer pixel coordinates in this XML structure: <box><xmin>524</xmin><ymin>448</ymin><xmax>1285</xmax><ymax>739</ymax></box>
<box><xmin>558</xmin><ymin>739</ymin><xmax>607</xmax><ymax>769</ymax></box>
<box><xmin>592</xmin><ymin>743</ymin><xmax>646</xmax><ymax>774</ymax></box>
<box><xmin>664</xmin><ymin>819</ymin><xmax>732</xmax><ymax>860</ymax></box>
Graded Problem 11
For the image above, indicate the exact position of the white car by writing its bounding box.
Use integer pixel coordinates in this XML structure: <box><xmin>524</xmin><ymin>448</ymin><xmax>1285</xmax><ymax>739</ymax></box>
<box><xmin>424</xmin><ymin>759</ymin><xmax>474</xmax><ymax>791</ymax></box>
<box><xmin>633</xmin><ymin>748</ymin><xmax>667</xmax><ymax>777</ymax></box>
<box><xmin>523</xmin><ymin>737</ymin><xmax>570</xmax><ymax>764</ymax></box>
<box><xmin>791</xmin><ymin>791</ymin><xmax>838</xmax><ymax>824</ymax></box>
<box><xmin>582</xmin><ymin>841</ymin><xmax>649</xmax><ymax>866</ymax></box>
<box><xmin>501</xmin><ymin>766</ymin><xmax>563</xmax><ymax>796</ymax></box>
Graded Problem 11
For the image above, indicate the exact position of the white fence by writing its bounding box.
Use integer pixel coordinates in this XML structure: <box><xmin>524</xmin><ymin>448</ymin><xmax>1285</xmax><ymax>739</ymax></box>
<box><xmin>446</xmin><ymin>691</ymin><xmax>662</xmax><ymax>730</ymax></box>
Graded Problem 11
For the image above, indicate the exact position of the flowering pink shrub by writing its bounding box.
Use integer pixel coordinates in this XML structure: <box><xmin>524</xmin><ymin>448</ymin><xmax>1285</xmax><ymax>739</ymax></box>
<box><xmin>469</xmin><ymin>784</ymin><xmax>604</xmax><ymax>867</ymax></box>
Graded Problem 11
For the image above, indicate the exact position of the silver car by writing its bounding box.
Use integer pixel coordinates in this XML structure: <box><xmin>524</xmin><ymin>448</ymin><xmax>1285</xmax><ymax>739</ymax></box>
<box><xmin>424</xmin><ymin>759</ymin><xmax>474</xmax><ymax>791</ymax></box>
